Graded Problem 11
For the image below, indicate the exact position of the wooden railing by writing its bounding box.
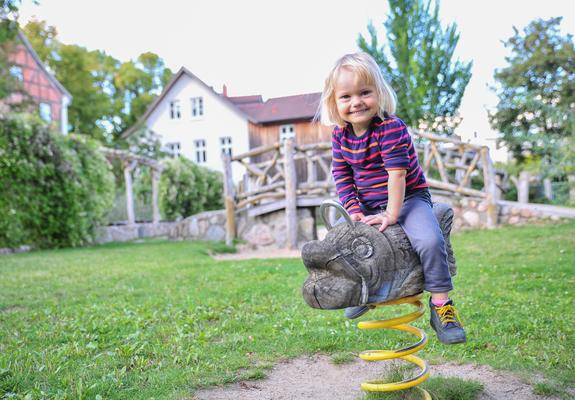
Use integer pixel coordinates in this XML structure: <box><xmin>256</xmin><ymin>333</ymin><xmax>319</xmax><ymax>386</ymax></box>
<box><xmin>223</xmin><ymin>132</ymin><xmax>498</xmax><ymax>248</ymax></box>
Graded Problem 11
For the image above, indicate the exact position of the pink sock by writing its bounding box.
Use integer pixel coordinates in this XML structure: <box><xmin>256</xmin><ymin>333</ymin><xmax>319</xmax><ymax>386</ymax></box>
<box><xmin>432</xmin><ymin>298</ymin><xmax>449</xmax><ymax>307</ymax></box>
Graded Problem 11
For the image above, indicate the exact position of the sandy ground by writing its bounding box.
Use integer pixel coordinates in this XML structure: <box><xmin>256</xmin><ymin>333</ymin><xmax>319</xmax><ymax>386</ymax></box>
<box><xmin>206</xmin><ymin>234</ymin><xmax>566</xmax><ymax>400</ymax></box>
<box><xmin>192</xmin><ymin>355</ymin><xmax>562</xmax><ymax>400</ymax></box>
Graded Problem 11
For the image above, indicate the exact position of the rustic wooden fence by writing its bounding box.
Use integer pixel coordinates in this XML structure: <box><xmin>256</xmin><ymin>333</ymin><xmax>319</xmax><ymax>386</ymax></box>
<box><xmin>223</xmin><ymin>131</ymin><xmax>498</xmax><ymax>249</ymax></box>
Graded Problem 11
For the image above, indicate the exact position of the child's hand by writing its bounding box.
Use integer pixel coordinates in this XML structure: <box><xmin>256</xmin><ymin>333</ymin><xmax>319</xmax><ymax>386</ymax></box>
<box><xmin>349</xmin><ymin>212</ymin><xmax>365</xmax><ymax>222</ymax></box>
<box><xmin>361</xmin><ymin>212</ymin><xmax>397</xmax><ymax>232</ymax></box>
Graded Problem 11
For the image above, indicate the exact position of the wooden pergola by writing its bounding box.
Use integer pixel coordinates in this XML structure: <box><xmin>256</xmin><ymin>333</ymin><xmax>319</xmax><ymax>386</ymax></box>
<box><xmin>101</xmin><ymin>148</ymin><xmax>163</xmax><ymax>225</ymax></box>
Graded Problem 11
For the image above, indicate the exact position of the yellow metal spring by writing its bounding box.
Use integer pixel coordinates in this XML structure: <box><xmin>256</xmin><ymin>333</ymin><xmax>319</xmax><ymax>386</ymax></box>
<box><xmin>357</xmin><ymin>292</ymin><xmax>431</xmax><ymax>399</ymax></box>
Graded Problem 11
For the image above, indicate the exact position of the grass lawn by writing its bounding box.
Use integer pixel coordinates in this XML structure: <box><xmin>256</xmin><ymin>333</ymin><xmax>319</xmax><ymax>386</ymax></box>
<box><xmin>1</xmin><ymin>221</ymin><xmax>574</xmax><ymax>399</ymax></box>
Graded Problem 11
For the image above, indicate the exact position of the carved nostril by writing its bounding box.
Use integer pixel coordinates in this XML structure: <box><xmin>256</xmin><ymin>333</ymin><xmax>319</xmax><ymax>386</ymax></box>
<box><xmin>351</xmin><ymin>237</ymin><xmax>373</xmax><ymax>259</ymax></box>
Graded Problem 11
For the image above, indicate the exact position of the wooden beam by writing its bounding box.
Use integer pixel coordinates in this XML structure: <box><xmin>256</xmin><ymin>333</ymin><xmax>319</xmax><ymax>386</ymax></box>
<box><xmin>222</xmin><ymin>153</ymin><xmax>236</xmax><ymax>245</ymax></box>
<box><xmin>284</xmin><ymin>138</ymin><xmax>298</xmax><ymax>249</ymax></box>
<box><xmin>480</xmin><ymin>147</ymin><xmax>498</xmax><ymax>228</ymax></box>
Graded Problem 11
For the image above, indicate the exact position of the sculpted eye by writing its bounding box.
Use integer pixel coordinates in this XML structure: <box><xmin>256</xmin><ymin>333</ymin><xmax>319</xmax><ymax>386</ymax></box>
<box><xmin>351</xmin><ymin>236</ymin><xmax>374</xmax><ymax>259</ymax></box>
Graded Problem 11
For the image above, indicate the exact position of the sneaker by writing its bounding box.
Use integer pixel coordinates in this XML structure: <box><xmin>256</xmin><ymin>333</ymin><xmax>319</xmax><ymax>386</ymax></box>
<box><xmin>344</xmin><ymin>305</ymin><xmax>370</xmax><ymax>319</ymax></box>
<box><xmin>429</xmin><ymin>298</ymin><xmax>467</xmax><ymax>344</ymax></box>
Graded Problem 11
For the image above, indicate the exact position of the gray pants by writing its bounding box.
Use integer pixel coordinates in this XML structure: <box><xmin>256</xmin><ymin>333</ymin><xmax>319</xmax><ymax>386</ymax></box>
<box><xmin>360</xmin><ymin>189</ymin><xmax>453</xmax><ymax>293</ymax></box>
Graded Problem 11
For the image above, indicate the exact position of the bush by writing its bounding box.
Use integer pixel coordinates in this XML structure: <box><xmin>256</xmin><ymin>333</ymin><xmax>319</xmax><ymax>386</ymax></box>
<box><xmin>0</xmin><ymin>114</ymin><xmax>114</xmax><ymax>248</ymax></box>
<box><xmin>159</xmin><ymin>157</ymin><xmax>224</xmax><ymax>220</ymax></box>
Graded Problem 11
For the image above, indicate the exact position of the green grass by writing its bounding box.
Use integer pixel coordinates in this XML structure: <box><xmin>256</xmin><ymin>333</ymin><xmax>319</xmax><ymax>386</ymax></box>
<box><xmin>1</xmin><ymin>221</ymin><xmax>574</xmax><ymax>399</ymax></box>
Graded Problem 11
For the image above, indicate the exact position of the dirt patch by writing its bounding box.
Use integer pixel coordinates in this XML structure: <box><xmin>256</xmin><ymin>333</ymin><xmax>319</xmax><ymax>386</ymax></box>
<box><xmin>211</xmin><ymin>245</ymin><xmax>301</xmax><ymax>261</ymax></box>
<box><xmin>192</xmin><ymin>355</ymin><xmax>560</xmax><ymax>400</ymax></box>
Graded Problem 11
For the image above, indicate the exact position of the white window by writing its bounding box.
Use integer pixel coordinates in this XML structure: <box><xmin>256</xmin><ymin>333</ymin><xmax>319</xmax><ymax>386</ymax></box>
<box><xmin>279</xmin><ymin>124</ymin><xmax>295</xmax><ymax>142</ymax></box>
<box><xmin>194</xmin><ymin>139</ymin><xmax>207</xmax><ymax>164</ymax></box>
<box><xmin>9</xmin><ymin>65</ymin><xmax>23</xmax><ymax>81</ymax></box>
<box><xmin>220</xmin><ymin>136</ymin><xmax>232</xmax><ymax>157</ymax></box>
<box><xmin>39</xmin><ymin>102</ymin><xmax>52</xmax><ymax>122</ymax></box>
<box><xmin>170</xmin><ymin>100</ymin><xmax>181</xmax><ymax>119</ymax></box>
<box><xmin>164</xmin><ymin>142</ymin><xmax>181</xmax><ymax>157</ymax></box>
<box><xmin>191</xmin><ymin>97</ymin><xmax>204</xmax><ymax>117</ymax></box>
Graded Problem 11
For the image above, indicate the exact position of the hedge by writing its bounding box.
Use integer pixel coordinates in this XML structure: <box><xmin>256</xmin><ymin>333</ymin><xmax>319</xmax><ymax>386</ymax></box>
<box><xmin>0</xmin><ymin>114</ymin><xmax>114</xmax><ymax>249</ymax></box>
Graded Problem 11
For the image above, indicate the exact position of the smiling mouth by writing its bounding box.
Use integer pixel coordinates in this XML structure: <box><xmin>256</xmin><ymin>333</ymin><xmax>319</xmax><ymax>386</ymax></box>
<box><xmin>350</xmin><ymin>109</ymin><xmax>369</xmax><ymax>115</ymax></box>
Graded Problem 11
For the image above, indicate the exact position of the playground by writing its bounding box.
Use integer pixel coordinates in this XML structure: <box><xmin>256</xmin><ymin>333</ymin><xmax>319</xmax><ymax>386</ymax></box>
<box><xmin>1</xmin><ymin>221</ymin><xmax>574</xmax><ymax>399</ymax></box>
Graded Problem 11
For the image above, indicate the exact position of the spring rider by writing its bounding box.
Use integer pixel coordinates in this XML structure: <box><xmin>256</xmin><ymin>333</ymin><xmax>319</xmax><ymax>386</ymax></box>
<box><xmin>301</xmin><ymin>200</ymin><xmax>457</xmax><ymax>399</ymax></box>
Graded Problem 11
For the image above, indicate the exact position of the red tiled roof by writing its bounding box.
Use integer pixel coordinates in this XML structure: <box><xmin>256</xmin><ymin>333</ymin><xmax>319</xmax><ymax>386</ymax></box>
<box><xmin>228</xmin><ymin>95</ymin><xmax>263</xmax><ymax>104</ymax></box>
<box><xmin>232</xmin><ymin>92</ymin><xmax>321</xmax><ymax>124</ymax></box>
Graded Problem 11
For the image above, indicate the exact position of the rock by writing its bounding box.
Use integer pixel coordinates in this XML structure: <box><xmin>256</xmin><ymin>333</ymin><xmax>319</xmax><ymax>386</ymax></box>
<box><xmin>244</xmin><ymin>223</ymin><xmax>275</xmax><ymax>246</ymax></box>
<box><xmin>477</xmin><ymin>201</ymin><xmax>487</xmax><ymax>212</ymax></box>
<box><xmin>509</xmin><ymin>216</ymin><xmax>520</xmax><ymax>224</ymax></box>
<box><xmin>205</xmin><ymin>225</ymin><xmax>226</xmax><ymax>241</ymax></box>
<box><xmin>520</xmin><ymin>208</ymin><xmax>532</xmax><ymax>218</ymax></box>
<box><xmin>463</xmin><ymin>210</ymin><xmax>480</xmax><ymax>227</ymax></box>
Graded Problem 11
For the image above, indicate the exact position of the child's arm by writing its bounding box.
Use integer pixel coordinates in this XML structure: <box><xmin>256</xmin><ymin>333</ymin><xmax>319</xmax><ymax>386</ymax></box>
<box><xmin>362</xmin><ymin>169</ymin><xmax>406</xmax><ymax>231</ymax></box>
<box><xmin>332</xmin><ymin>130</ymin><xmax>364</xmax><ymax>220</ymax></box>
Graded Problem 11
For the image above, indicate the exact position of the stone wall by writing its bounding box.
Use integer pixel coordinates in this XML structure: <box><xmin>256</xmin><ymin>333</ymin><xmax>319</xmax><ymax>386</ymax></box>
<box><xmin>236</xmin><ymin>207</ymin><xmax>316</xmax><ymax>248</ymax></box>
<box><xmin>94</xmin><ymin>210</ymin><xmax>227</xmax><ymax>244</ymax></box>
<box><xmin>432</xmin><ymin>193</ymin><xmax>574</xmax><ymax>231</ymax></box>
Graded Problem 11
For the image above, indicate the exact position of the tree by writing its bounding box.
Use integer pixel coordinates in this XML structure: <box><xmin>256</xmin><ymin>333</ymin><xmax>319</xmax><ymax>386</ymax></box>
<box><xmin>358</xmin><ymin>0</ymin><xmax>472</xmax><ymax>134</ymax></box>
<box><xmin>489</xmin><ymin>17</ymin><xmax>575</xmax><ymax>170</ymax></box>
<box><xmin>0</xmin><ymin>0</ymin><xmax>21</xmax><ymax>100</ymax></box>
<box><xmin>21</xmin><ymin>19</ymin><xmax>172</xmax><ymax>145</ymax></box>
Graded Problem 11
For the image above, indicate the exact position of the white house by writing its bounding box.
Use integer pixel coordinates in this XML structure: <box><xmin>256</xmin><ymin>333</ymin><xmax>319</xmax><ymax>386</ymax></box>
<box><xmin>123</xmin><ymin>67</ymin><xmax>330</xmax><ymax>182</ymax></box>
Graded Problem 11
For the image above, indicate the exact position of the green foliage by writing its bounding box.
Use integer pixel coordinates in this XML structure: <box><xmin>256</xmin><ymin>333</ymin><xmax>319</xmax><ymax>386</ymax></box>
<box><xmin>0</xmin><ymin>114</ymin><xmax>114</xmax><ymax>248</ymax></box>
<box><xmin>362</xmin><ymin>370</ymin><xmax>483</xmax><ymax>400</ymax></box>
<box><xmin>159</xmin><ymin>157</ymin><xmax>224</xmax><ymax>220</ymax></box>
<box><xmin>21</xmin><ymin>19</ymin><xmax>173</xmax><ymax>145</ymax></box>
<box><xmin>358</xmin><ymin>0</ymin><xmax>472</xmax><ymax>134</ymax></box>
<box><xmin>1</xmin><ymin>222</ymin><xmax>574</xmax><ymax>398</ymax></box>
<box><xmin>490</xmin><ymin>17</ymin><xmax>575</xmax><ymax>173</ymax></box>
<box><xmin>0</xmin><ymin>0</ymin><xmax>20</xmax><ymax>99</ymax></box>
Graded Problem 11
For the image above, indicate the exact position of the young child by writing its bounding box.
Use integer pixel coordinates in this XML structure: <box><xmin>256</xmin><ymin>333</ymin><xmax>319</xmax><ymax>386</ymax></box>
<box><xmin>317</xmin><ymin>52</ymin><xmax>466</xmax><ymax>344</ymax></box>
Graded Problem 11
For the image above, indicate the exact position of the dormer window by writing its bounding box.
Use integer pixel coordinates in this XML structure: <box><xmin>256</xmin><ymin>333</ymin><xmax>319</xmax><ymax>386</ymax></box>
<box><xmin>191</xmin><ymin>97</ymin><xmax>204</xmax><ymax>118</ymax></box>
<box><xmin>170</xmin><ymin>100</ymin><xmax>181</xmax><ymax>119</ymax></box>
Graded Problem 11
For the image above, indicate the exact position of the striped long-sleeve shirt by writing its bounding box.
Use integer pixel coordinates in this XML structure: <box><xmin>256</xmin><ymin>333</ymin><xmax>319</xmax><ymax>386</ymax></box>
<box><xmin>332</xmin><ymin>115</ymin><xmax>428</xmax><ymax>214</ymax></box>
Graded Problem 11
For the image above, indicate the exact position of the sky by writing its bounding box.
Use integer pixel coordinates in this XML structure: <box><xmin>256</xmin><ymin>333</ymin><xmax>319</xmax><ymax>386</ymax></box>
<box><xmin>17</xmin><ymin>0</ymin><xmax>575</xmax><ymax>160</ymax></box>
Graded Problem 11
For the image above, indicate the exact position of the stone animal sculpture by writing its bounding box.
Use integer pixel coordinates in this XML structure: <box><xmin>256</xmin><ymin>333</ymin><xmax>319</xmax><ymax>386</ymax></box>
<box><xmin>301</xmin><ymin>200</ymin><xmax>457</xmax><ymax>309</ymax></box>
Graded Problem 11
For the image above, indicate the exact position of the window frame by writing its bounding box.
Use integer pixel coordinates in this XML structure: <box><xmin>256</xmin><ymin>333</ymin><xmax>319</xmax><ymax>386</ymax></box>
<box><xmin>170</xmin><ymin>99</ymin><xmax>181</xmax><ymax>119</ymax></box>
<box><xmin>279</xmin><ymin>124</ymin><xmax>295</xmax><ymax>142</ymax></box>
<box><xmin>39</xmin><ymin>102</ymin><xmax>52</xmax><ymax>122</ymax></box>
<box><xmin>194</xmin><ymin>139</ymin><xmax>207</xmax><ymax>164</ymax></box>
<box><xmin>220</xmin><ymin>136</ymin><xmax>232</xmax><ymax>157</ymax></box>
<box><xmin>190</xmin><ymin>96</ymin><xmax>204</xmax><ymax>118</ymax></box>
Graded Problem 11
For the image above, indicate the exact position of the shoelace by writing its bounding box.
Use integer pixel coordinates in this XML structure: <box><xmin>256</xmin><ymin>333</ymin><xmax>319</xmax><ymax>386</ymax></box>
<box><xmin>436</xmin><ymin>304</ymin><xmax>462</xmax><ymax>326</ymax></box>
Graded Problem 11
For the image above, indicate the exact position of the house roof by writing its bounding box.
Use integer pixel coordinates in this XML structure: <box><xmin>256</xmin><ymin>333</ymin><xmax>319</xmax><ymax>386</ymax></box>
<box><xmin>121</xmin><ymin>66</ymin><xmax>322</xmax><ymax>138</ymax></box>
<box><xmin>16</xmin><ymin>30</ymin><xmax>73</xmax><ymax>100</ymax></box>
<box><xmin>122</xmin><ymin>67</ymin><xmax>257</xmax><ymax>138</ymax></box>
<box><xmin>231</xmin><ymin>93</ymin><xmax>321</xmax><ymax>124</ymax></box>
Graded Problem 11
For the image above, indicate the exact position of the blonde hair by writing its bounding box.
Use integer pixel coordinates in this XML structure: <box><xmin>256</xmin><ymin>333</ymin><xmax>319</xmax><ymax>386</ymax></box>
<box><xmin>315</xmin><ymin>52</ymin><xmax>397</xmax><ymax>127</ymax></box>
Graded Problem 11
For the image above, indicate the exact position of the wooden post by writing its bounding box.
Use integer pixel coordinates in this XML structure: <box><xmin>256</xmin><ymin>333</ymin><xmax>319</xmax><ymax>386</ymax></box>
<box><xmin>284</xmin><ymin>138</ymin><xmax>298</xmax><ymax>249</ymax></box>
<box><xmin>222</xmin><ymin>153</ymin><xmax>236</xmax><ymax>246</ymax></box>
<box><xmin>123</xmin><ymin>159</ymin><xmax>136</xmax><ymax>225</ymax></box>
<box><xmin>569</xmin><ymin>175</ymin><xmax>575</xmax><ymax>202</ymax></box>
<box><xmin>151</xmin><ymin>167</ymin><xmax>162</xmax><ymax>224</ymax></box>
<box><xmin>480</xmin><ymin>147</ymin><xmax>498</xmax><ymax>229</ymax></box>
<box><xmin>543</xmin><ymin>178</ymin><xmax>553</xmax><ymax>201</ymax></box>
<box><xmin>517</xmin><ymin>171</ymin><xmax>530</xmax><ymax>204</ymax></box>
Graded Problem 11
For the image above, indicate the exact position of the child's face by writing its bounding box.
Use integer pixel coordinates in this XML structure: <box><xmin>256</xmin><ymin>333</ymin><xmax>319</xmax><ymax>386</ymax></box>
<box><xmin>334</xmin><ymin>68</ymin><xmax>378</xmax><ymax>135</ymax></box>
